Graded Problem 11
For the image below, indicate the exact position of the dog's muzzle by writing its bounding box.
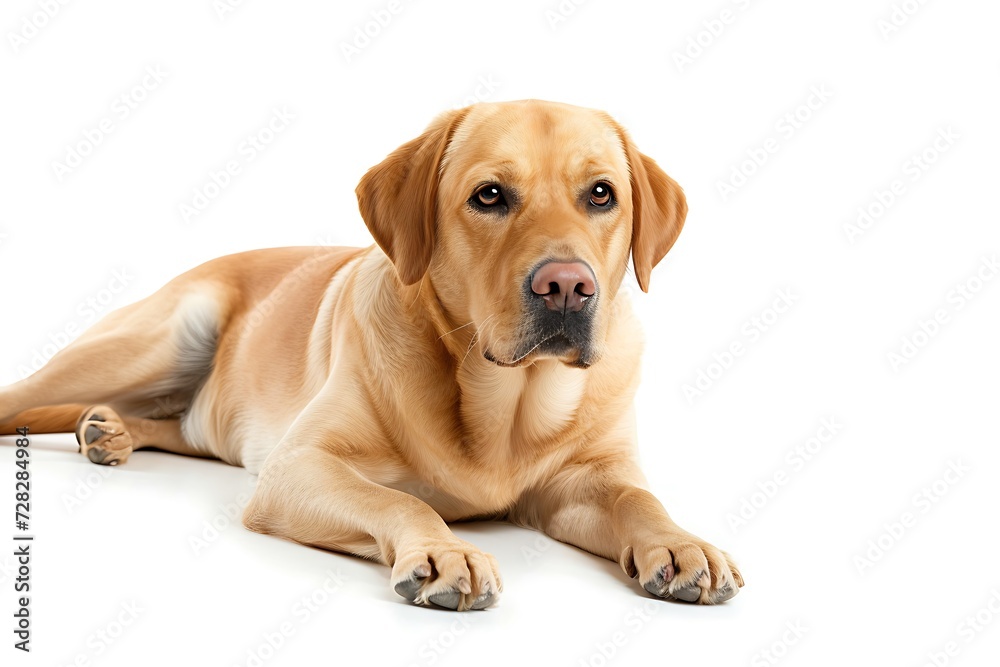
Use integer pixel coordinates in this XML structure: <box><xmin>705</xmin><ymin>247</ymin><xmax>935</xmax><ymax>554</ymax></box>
<box><xmin>485</xmin><ymin>259</ymin><xmax>599</xmax><ymax>368</ymax></box>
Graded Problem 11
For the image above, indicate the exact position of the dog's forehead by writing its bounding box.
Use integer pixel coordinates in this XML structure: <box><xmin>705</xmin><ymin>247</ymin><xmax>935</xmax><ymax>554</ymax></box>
<box><xmin>443</xmin><ymin>101</ymin><xmax>628</xmax><ymax>178</ymax></box>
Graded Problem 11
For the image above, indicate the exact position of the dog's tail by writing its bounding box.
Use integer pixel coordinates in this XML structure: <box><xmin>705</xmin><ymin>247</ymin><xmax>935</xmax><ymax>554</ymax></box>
<box><xmin>0</xmin><ymin>405</ymin><xmax>85</xmax><ymax>435</ymax></box>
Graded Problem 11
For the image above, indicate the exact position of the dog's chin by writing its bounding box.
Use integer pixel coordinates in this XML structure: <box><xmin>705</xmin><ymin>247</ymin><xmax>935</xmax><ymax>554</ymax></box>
<box><xmin>483</xmin><ymin>334</ymin><xmax>595</xmax><ymax>369</ymax></box>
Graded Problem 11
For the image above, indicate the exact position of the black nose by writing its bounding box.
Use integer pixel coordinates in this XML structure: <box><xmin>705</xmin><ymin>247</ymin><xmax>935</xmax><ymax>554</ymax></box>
<box><xmin>529</xmin><ymin>261</ymin><xmax>597</xmax><ymax>313</ymax></box>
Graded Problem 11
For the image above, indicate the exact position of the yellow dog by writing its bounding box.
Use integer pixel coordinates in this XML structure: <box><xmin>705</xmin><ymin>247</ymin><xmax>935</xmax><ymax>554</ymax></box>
<box><xmin>1</xmin><ymin>100</ymin><xmax>742</xmax><ymax>610</ymax></box>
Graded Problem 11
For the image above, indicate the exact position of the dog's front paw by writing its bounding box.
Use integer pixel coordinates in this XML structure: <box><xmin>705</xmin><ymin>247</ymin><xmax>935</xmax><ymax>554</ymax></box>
<box><xmin>620</xmin><ymin>535</ymin><xmax>743</xmax><ymax>604</ymax></box>
<box><xmin>391</xmin><ymin>539</ymin><xmax>502</xmax><ymax>611</ymax></box>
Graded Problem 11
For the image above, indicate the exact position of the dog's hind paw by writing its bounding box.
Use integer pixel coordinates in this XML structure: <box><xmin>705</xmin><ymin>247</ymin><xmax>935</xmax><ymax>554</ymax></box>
<box><xmin>75</xmin><ymin>405</ymin><xmax>133</xmax><ymax>466</ymax></box>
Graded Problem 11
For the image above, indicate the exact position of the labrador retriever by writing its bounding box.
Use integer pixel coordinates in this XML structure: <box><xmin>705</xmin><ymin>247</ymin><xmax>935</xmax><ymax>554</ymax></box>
<box><xmin>0</xmin><ymin>100</ymin><xmax>743</xmax><ymax>610</ymax></box>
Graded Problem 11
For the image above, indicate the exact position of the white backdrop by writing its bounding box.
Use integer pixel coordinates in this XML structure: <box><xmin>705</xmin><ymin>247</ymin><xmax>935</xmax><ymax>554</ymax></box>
<box><xmin>2</xmin><ymin>1</ymin><xmax>999</xmax><ymax>666</ymax></box>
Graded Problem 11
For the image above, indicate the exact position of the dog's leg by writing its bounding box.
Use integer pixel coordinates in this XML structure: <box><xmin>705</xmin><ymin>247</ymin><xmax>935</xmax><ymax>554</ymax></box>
<box><xmin>511</xmin><ymin>457</ymin><xmax>743</xmax><ymax>604</ymax></box>
<box><xmin>0</xmin><ymin>404</ymin><xmax>86</xmax><ymax>435</ymax></box>
<box><xmin>1</xmin><ymin>289</ymin><xmax>220</xmax><ymax>432</ymax></box>
<box><xmin>243</xmin><ymin>422</ymin><xmax>502</xmax><ymax>611</ymax></box>
<box><xmin>73</xmin><ymin>404</ymin><xmax>207</xmax><ymax>466</ymax></box>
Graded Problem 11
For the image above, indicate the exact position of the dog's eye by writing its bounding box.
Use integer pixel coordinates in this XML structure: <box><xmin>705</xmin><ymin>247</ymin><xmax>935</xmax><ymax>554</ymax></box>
<box><xmin>589</xmin><ymin>182</ymin><xmax>613</xmax><ymax>207</ymax></box>
<box><xmin>473</xmin><ymin>184</ymin><xmax>506</xmax><ymax>208</ymax></box>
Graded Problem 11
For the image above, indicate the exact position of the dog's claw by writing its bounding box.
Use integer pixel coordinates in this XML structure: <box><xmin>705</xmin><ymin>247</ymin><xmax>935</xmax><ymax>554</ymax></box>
<box><xmin>426</xmin><ymin>585</ymin><xmax>495</xmax><ymax>611</ymax></box>
<box><xmin>86</xmin><ymin>447</ymin><xmax>109</xmax><ymax>464</ymax></box>
<box><xmin>393</xmin><ymin>576</ymin><xmax>423</xmax><ymax>602</ymax></box>
<box><xmin>669</xmin><ymin>584</ymin><xmax>702</xmax><ymax>602</ymax></box>
<box><xmin>428</xmin><ymin>591</ymin><xmax>460</xmax><ymax>609</ymax></box>
<box><xmin>713</xmin><ymin>583</ymin><xmax>737</xmax><ymax>603</ymax></box>
<box><xmin>84</xmin><ymin>424</ymin><xmax>105</xmax><ymax>445</ymax></box>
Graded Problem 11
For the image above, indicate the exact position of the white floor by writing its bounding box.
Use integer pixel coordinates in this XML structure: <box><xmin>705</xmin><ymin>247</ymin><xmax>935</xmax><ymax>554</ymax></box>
<box><xmin>6</xmin><ymin>434</ymin><xmax>752</xmax><ymax>667</ymax></box>
<box><xmin>3</xmin><ymin>428</ymin><xmax>998</xmax><ymax>666</ymax></box>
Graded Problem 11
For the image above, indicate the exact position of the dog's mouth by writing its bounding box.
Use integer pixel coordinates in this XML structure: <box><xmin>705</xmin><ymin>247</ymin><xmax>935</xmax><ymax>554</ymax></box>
<box><xmin>481</xmin><ymin>286</ymin><xmax>599</xmax><ymax>369</ymax></box>
<box><xmin>483</xmin><ymin>330</ymin><xmax>594</xmax><ymax>369</ymax></box>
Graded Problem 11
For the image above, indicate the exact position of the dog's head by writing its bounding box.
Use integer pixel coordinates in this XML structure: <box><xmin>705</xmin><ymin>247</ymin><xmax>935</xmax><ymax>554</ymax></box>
<box><xmin>356</xmin><ymin>100</ymin><xmax>686</xmax><ymax>368</ymax></box>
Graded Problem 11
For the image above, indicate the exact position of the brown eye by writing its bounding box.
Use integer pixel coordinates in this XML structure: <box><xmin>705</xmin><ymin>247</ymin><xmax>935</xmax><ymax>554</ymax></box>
<box><xmin>590</xmin><ymin>182</ymin><xmax>613</xmax><ymax>207</ymax></box>
<box><xmin>474</xmin><ymin>184</ymin><xmax>505</xmax><ymax>208</ymax></box>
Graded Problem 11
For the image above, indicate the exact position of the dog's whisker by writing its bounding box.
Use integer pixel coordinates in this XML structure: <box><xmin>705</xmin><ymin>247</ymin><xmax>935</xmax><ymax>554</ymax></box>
<box><xmin>459</xmin><ymin>314</ymin><xmax>495</xmax><ymax>369</ymax></box>
<box><xmin>459</xmin><ymin>331</ymin><xmax>480</xmax><ymax>370</ymax></box>
<box><xmin>437</xmin><ymin>297</ymin><xmax>506</xmax><ymax>341</ymax></box>
<box><xmin>508</xmin><ymin>335</ymin><xmax>550</xmax><ymax>365</ymax></box>
<box><xmin>437</xmin><ymin>320</ymin><xmax>476</xmax><ymax>340</ymax></box>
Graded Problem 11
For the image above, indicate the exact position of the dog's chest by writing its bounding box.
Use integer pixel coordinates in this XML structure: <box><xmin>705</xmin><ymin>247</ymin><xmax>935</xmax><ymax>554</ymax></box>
<box><xmin>400</xmin><ymin>362</ymin><xmax>591</xmax><ymax>517</ymax></box>
<box><xmin>459</xmin><ymin>359</ymin><xmax>588</xmax><ymax>447</ymax></box>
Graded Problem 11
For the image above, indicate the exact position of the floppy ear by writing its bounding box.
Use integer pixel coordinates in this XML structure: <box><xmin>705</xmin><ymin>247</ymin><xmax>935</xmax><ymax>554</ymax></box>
<box><xmin>618</xmin><ymin>127</ymin><xmax>688</xmax><ymax>293</ymax></box>
<box><xmin>355</xmin><ymin>108</ymin><xmax>469</xmax><ymax>286</ymax></box>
